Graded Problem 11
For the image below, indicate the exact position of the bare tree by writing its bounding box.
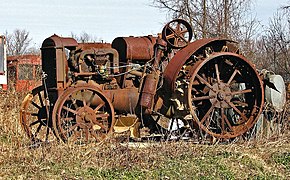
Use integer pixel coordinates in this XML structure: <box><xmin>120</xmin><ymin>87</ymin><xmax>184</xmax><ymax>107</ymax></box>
<box><xmin>5</xmin><ymin>29</ymin><xmax>32</xmax><ymax>55</ymax></box>
<box><xmin>152</xmin><ymin>0</ymin><xmax>258</xmax><ymax>41</ymax></box>
<box><xmin>282</xmin><ymin>5</ymin><xmax>290</xmax><ymax>10</ymax></box>
<box><xmin>260</xmin><ymin>10</ymin><xmax>290</xmax><ymax>81</ymax></box>
<box><xmin>70</xmin><ymin>32</ymin><xmax>101</xmax><ymax>43</ymax></box>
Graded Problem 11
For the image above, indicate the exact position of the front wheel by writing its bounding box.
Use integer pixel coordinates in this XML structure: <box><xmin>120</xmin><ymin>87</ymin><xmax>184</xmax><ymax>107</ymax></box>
<box><xmin>52</xmin><ymin>86</ymin><xmax>115</xmax><ymax>144</ymax></box>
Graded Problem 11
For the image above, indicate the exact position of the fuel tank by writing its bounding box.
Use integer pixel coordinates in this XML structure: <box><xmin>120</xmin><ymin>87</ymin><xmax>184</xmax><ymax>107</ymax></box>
<box><xmin>112</xmin><ymin>36</ymin><xmax>157</xmax><ymax>62</ymax></box>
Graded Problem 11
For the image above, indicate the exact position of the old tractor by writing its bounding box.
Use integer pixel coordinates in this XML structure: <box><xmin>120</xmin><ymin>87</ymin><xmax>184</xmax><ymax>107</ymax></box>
<box><xmin>20</xmin><ymin>19</ymin><xmax>267</xmax><ymax>144</ymax></box>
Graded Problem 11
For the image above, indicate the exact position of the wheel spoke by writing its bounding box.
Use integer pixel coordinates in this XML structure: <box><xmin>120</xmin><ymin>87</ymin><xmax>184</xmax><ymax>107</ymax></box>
<box><xmin>93</xmin><ymin>120</ymin><xmax>108</xmax><ymax>131</ymax></box>
<box><xmin>166</xmin><ymin>33</ymin><xmax>175</xmax><ymax>40</ymax></box>
<box><xmin>179</xmin><ymin>34</ymin><xmax>188</xmax><ymax>43</ymax></box>
<box><xmin>94</xmin><ymin>102</ymin><xmax>105</xmax><ymax>113</ymax></box>
<box><xmin>37</xmin><ymin>91</ymin><xmax>44</xmax><ymax>107</ymax></box>
<box><xmin>192</xmin><ymin>95</ymin><xmax>215</xmax><ymax>101</ymax></box>
<box><xmin>96</xmin><ymin>113</ymin><xmax>109</xmax><ymax>118</ymax></box>
<box><xmin>215</xmin><ymin>64</ymin><xmax>221</xmax><ymax>83</ymax></box>
<box><xmin>55</xmin><ymin>87</ymin><xmax>114</xmax><ymax>143</ymax></box>
<box><xmin>180</xmin><ymin>29</ymin><xmax>188</xmax><ymax>34</ymax></box>
<box><xmin>226</xmin><ymin>100</ymin><xmax>248</xmax><ymax>123</ymax></box>
<box><xmin>174</xmin><ymin>37</ymin><xmax>178</xmax><ymax>46</ymax></box>
<box><xmin>62</xmin><ymin>117</ymin><xmax>74</xmax><ymax>122</ymax></box>
<box><xmin>220</xmin><ymin>108</ymin><xmax>225</xmax><ymax>133</ymax></box>
<box><xmin>45</xmin><ymin>126</ymin><xmax>50</xmax><ymax>141</ymax></box>
<box><xmin>230</xmin><ymin>89</ymin><xmax>252</xmax><ymax>96</ymax></box>
<box><xmin>167</xmin><ymin>24</ymin><xmax>188</xmax><ymax>45</ymax></box>
<box><xmin>20</xmin><ymin>87</ymin><xmax>57</xmax><ymax>143</ymax></box>
<box><xmin>70</xmin><ymin>98</ymin><xmax>79</xmax><ymax>110</ymax></box>
<box><xmin>224</xmin><ymin>115</ymin><xmax>234</xmax><ymax>131</ymax></box>
<box><xmin>63</xmin><ymin>106</ymin><xmax>79</xmax><ymax>116</ymax></box>
<box><xmin>81</xmin><ymin>90</ymin><xmax>86</xmax><ymax>106</ymax></box>
<box><xmin>232</xmin><ymin>100</ymin><xmax>248</xmax><ymax>107</ymax></box>
<box><xmin>176</xmin><ymin>22</ymin><xmax>181</xmax><ymax>33</ymax></box>
<box><xmin>22</xmin><ymin>110</ymin><xmax>38</xmax><ymax>117</ymax></box>
<box><xmin>31</xmin><ymin>101</ymin><xmax>41</xmax><ymax>110</ymax></box>
<box><xmin>87</xmin><ymin>91</ymin><xmax>96</xmax><ymax>107</ymax></box>
<box><xmin>191</xmin><ymin>80</ymin><xmax>200</xmax><ymax>86</ymax></box>
<box><xmin>168</xmin><ymin>25</ymin><xmax>187</xmax><ymax>43</ymax></box>
<box><xmin>168</xmin><ymin>26</ymin><xmax>177</xmax><ymax>35</ymax></box>
<box><xmin>33</xmin><ymin>123</ymin><xmax>42</xmax><ymax>139</ymax></box>
<box><xmin>29</xmin><ymin>120</ymin><xmax>41</xmax><ymax>127</ymax></box>
<box><xmin>227</xmin><ymin>69</ymin><xmax>240</xmax><ymax>85</ymax></box>
<box><xmin>200</xmin><ymin>100</ymin><xmax>217</xmax><ymax>124</ymax></box>
<box><xmin>187</xmin><ymin>53</ymin><xmax>264</xmax><ymax>139</ymax></box>
<box><xmin>31</xmin><ymin>113</ymin><xmax>38</xmax><ymax>117</ymax></box>
<box><xmin>196</xmin><ymin>74</ymin><xmax>214</xmax><ymax>90</ymax></box>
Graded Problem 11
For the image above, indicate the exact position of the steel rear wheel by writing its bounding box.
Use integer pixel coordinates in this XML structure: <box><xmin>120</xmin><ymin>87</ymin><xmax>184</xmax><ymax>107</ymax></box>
<box><xmin>187</xmin><ymin>52</ymin><xmax>264</xmax><ymax>139</ymax></box>
<box><xmin>52</xmin><ymin>86</ymin><xmax>115</xmax><ymax>143</ymax></box>
<box><xmin>20</xmin><ymin>86</ymin><xmax>55</xmax><ymax>143</ymax></box>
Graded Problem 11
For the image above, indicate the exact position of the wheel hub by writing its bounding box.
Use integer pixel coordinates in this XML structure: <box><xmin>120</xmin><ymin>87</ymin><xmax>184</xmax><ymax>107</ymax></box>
<box><xmin>76</xmin><ymin>106</ymin><xmax>96</xmax><ymax>129</ymax></box>
<box><xmin>209</xmin><ymin>83</ymin><xmax>232</xmax><ymax>108</ymax></box>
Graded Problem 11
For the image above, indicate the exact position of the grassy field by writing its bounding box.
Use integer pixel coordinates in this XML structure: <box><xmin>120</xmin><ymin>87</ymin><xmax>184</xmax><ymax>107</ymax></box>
<box><xmin>0</xmin><ymin>92</ymin><xmax>289</xmax><ymax>179</ymax></box>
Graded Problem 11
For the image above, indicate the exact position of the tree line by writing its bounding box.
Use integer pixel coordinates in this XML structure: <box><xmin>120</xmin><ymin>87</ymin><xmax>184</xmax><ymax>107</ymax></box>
<box><xmin>4</xmin><ymin>0</ymin><xmax>290</xmax><ymax>81</ymax></box>
<box><xmin>152</xmin><ymin>0</ymin><xmax>290</xmax><ymax>81</ymax></box>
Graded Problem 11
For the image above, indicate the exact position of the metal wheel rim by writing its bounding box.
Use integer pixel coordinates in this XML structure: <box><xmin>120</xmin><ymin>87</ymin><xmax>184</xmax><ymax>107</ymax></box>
<box><xmin>187</xmin><ymin>52</ymin><xmax>264</xmax><ymax>139</ymax></box>
<box><xmin>20</xmin><ymin>86</ymin><xmax>55</xmax><ymax>143</ymax></box>
<box><xmin>52</xmin><ymin>86</ymin><xmax>115</xmax><ymax>143</ymax></box>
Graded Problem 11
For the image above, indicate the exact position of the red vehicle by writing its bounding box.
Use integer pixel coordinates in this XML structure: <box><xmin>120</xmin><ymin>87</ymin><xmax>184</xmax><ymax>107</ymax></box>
<box><xmin>0</xmin><ymin>35</ymin><xmax>7</xmax><ymax>90</ymax></box>
<box><xmin>7</xmin><ymin>54</ymin><xmax>41</xmax><ymax>92</ymax></box>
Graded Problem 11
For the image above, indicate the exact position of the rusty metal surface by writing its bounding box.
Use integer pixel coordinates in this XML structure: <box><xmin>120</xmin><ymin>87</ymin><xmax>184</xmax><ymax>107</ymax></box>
<box><xmin>7</xmin><ymin>54</ymin><xmax>42</xmax><ymax>91</ymax></box>
<box><xmin>8</xmin><ymin>54</ymin><xmax>41</xmax><ymax>65</ymax></box>
<box><xmin>139</xmin><ymin>38</ymin><xmax>167</xmax><ymax>112</ymax></box>
<box><xmin>163</xmin><ymin>38</ymin><xmax>237</xmax><ymax>92</ymax></box>
<box><xmin>78</xmin><ymin>42</ymin><xmax>111</xmax><ymax>50</ymax></box>
<box><xmin>41</xmin><ymin>34</ymin><xmax>78</xmax><ymax>50</ymax></box>
<box><xmin>162</xmin><ymin>19</ymin><xmax>193</xmax><ymax>49</ymax></box>
<box><xmin>140</xmin><ymin>73</ymin><xmax>159</xmax><ymax>110</ymax></box>
<box><xmin>78</xmin><ymin>48</ymin><xmax>119</xmax><ymax>74</ymax></box>
<box><xmin>112</xmin><ymin>36</ymin><xmax>157</xmax><ymax>61</ymax></box>
<box><xmin>52</xmin><ymin>85</ymin><xmax>115</xmax><ymax>143</ymax></box>
<box><xmin>103</xmin><ymin>88</ymin><xmax>139</xmax><ymax>113</ymax></box>
<box><xmin>41</xmin><ymin>34</ymin><xmax>78</xmax><ymax>102</ymax></box>
<box><xmin>20</xmin><ymin>86</ymin><xmax>56</xmax><ymax>143</ymax></box>
<box><xmin>19</xmin><ymin>19</ymin><xmax>275</xmax><ymax>143</ymax></box>
<box><xmin>187</xmin><ymin>52</ymin><xmax>264</xmax><ymax>138</ymax></box>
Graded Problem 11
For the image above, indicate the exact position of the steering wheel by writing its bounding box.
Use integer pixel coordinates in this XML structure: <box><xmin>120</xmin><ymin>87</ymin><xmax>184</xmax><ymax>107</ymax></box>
<box><xmin>162</xmin><ymin>19</ymin><xmax>193</xmax><ymax>49</ymax></box>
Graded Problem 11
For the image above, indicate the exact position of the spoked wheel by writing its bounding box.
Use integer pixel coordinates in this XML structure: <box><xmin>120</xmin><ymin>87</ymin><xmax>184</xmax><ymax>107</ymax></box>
<box><xmin>52</xmin><ymin>86</ymin><xmax>115</xmax><ymax>144</ymax></box>
<box><xmin>162</xmin><ymin>19</ymin><xmax>193</xmax><ymax>49</ymax></box>
<box><xmin>187</xmin><ymin>52</ymin><xmax>264</xmax><ymax>139</ymax></box>
<box><xmin>20</xmin><ymin>86</ymin><xmax>55</xmax><ymax>143</ymax></box>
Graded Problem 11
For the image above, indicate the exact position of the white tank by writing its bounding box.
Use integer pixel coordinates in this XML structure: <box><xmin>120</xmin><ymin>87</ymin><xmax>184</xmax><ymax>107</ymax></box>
<box><xmin>265</xmin><ymin>74</ymin><xmax>286</xmax><ymax>112</ymax></box>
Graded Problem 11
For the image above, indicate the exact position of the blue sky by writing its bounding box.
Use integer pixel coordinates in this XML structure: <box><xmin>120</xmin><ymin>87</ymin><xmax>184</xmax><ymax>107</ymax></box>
<box><xmin>0</xmin><ymin>0</ymin><xmax>288</xmax><ymax>46</ymax></box>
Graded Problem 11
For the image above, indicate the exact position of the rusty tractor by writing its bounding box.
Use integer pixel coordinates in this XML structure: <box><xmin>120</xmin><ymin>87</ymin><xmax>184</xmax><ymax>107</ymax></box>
<box><xmin>20</xmin><ymin>19</ymin><xmax>269</xmax><ymax>144</ymax></box>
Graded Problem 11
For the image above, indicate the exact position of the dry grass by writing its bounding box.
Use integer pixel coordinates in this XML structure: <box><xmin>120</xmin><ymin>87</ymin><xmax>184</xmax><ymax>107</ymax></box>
<box><xmin>0</xmin><ymin>91</ymin><xmax>290</xmax><ymax>179</ymax></box>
